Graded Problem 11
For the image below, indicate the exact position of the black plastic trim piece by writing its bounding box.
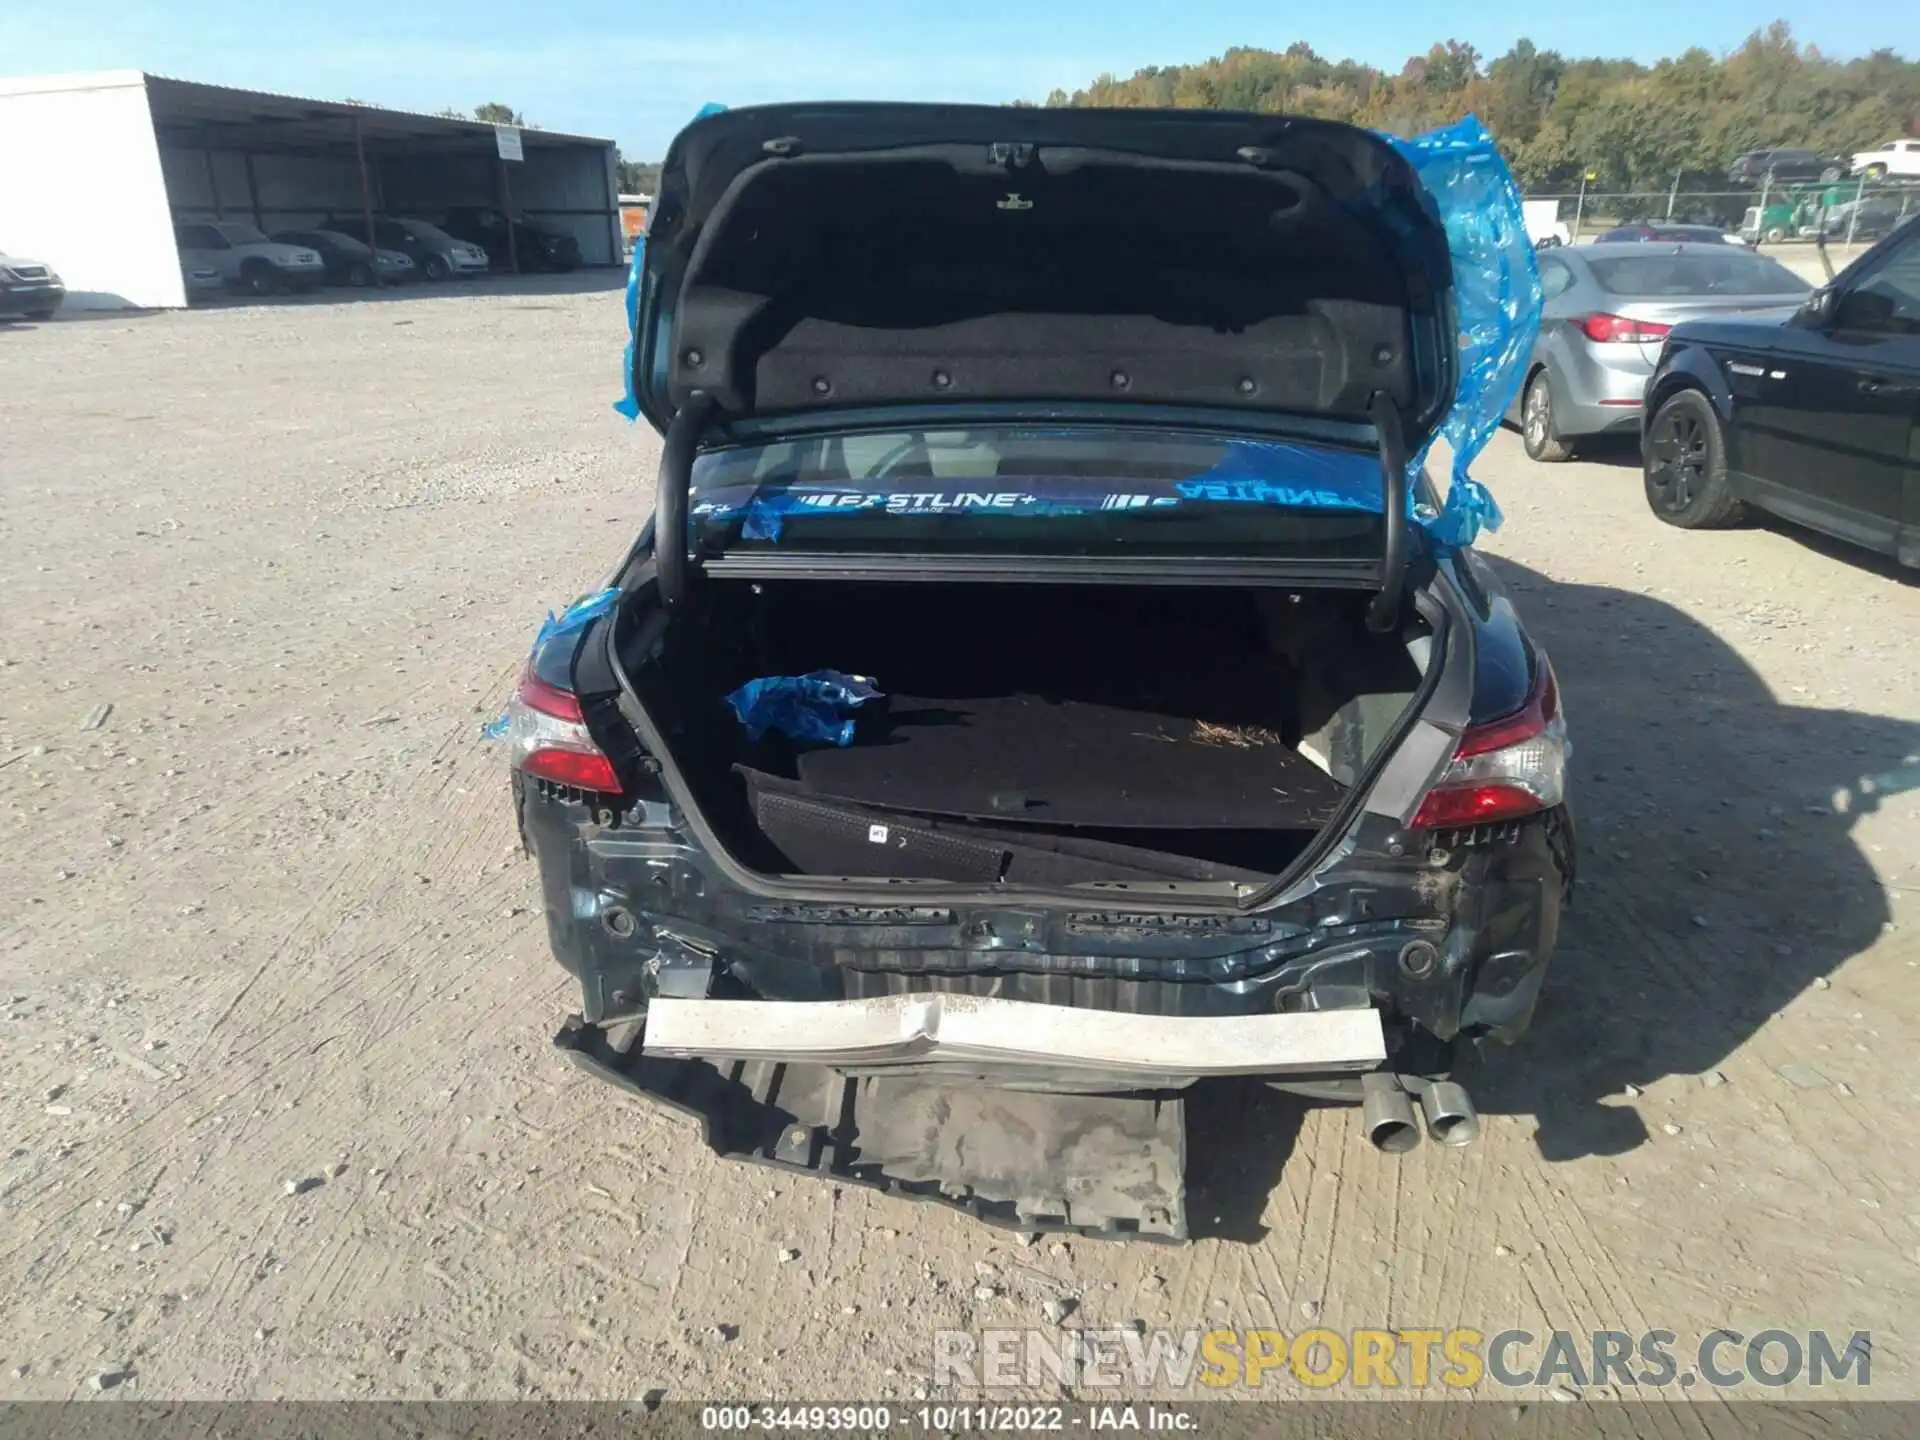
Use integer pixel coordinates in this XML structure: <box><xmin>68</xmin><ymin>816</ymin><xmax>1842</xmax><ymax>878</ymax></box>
<box><xmin>654</xmin><ymin>394</ymin><xmax>714</xmax><ymax>612</ymax></box>
<box><xmin>701</xmin><ymin>552</ymin><xmax>1383</xmax><ymax>588</ymax></box>
<box><xmin>1366</xmin><ymin>392</ymin><xmax>1409</xmax><ymax>634</ymax></box>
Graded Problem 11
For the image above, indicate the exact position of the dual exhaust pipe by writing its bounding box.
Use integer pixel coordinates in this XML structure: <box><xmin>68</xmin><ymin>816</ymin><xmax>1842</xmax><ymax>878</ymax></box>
<box><xmin>1362</xmin><ymin>1072</ymin><xmax>1480</xmax><ymax>1152</ymax></box>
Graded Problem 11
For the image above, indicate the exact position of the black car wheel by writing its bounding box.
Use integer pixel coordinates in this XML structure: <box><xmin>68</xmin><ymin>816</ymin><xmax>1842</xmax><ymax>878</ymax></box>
<box><xmin>346</xmin><ymin>261</ymin><xmax>374</xmax><ymax>287</ymax></box>
<box><xmin>1820</xmin><ymin>165</ymin><xmax>1842</xmax><ymax>182</ymax></box>
<box><xmin>1643</xmin><ymin>389</ymin><xmax>1745</xmax><ymax>529</ymax></box>
<box><xmin>423</xmin><ymin>254</ymin><xmax>452</xmax><ymax>282</ymax></box>
<box><xmin>1521</xmin><ymin>371</ymin><xmax>1572</xmax><ymax>463</ymax></box>
<box><xmin>239</xmin><ymin>261</ymin><xmax>279</xmax><ymax>297</ymax></box>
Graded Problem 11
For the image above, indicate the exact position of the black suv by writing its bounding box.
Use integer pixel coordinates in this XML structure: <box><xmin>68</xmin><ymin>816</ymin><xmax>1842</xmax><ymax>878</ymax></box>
<box><xmin>504</xmin><ymin>104</ymin><xmax>1576</xmax><ymax>1240</ymax></box>
<box><xmin>1644</xmin><ymin>215</ymin><xmax>1920</xmax><ymax>568</ymax></box>
<box><xmin>1727</xmin><ymin>148</ymin><xmax>1844</xmax><ymax>185</ymax></box>
<box><xmin>439</xmin><ymin>206</ymin><xmax>581</xmax><ymax>272</ymax></box>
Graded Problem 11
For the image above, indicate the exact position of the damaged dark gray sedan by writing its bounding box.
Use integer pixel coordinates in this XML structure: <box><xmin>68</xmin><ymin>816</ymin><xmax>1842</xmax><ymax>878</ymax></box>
<box><xmin>503</xmin><ymin>102</ymin><xmax>1576</xmax><ymax>1241</ymax></box>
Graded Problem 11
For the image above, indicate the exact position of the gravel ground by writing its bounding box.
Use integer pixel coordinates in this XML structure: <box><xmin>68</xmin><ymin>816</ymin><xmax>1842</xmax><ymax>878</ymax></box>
<box><xmin>2</xmin><ymin>278</ymin><xmax>1917</xmax><ymax>1406</ymax></box>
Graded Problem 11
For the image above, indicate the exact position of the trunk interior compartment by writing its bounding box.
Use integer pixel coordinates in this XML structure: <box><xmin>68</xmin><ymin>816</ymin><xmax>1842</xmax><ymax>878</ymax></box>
<box><xmin>631</xmin><ymin>581</ymin><xmax>1427</xmax><ymax>887</ymax></box>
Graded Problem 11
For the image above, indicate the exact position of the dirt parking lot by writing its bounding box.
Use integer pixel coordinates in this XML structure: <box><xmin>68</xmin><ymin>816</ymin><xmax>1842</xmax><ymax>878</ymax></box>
<box><xmin>2</xmin><ymin>279</ymin><xmax>1918</xmax><ymax>1406</ymax></box>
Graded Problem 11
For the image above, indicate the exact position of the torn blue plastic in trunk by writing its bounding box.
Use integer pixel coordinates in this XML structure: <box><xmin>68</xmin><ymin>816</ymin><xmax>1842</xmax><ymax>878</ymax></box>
<box><xmin>726</xmin><ymin>671</ymin><xmax>884</xmax><ymax>746</ymax></box>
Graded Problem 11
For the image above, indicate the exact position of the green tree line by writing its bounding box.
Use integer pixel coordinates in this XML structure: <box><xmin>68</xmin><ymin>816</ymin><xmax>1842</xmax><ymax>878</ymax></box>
<box><xmin>1037</xmin><ymin>23</ymin><xmax>1918</xmax><ymax>191</ymax></box>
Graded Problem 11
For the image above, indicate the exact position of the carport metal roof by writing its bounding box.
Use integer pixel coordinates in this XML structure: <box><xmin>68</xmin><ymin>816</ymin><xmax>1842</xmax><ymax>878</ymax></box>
<box><xmin>144</xmin><ymin>74</ymin><xmax>614</xmax><ymax>158</ymax></box>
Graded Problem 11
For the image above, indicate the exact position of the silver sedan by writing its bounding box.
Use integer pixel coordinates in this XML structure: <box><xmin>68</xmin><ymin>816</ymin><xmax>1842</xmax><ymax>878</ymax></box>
<box><xmin>1507</xmin><ymin>242</ymin><xmax>1810</xmax><ymax>461</ymax></box>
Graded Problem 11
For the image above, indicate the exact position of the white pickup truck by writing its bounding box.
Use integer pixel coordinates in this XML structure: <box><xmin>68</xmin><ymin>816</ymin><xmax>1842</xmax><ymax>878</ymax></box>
<box><xmin>1523</xmin><ymin>199</ymin><xmax>1572</xmax><ymax>249</ymax></box>
<box><xmin>1851</xmin><ymin>140</ymin><xmax>1920</xmax><ymax>180</ymax></box>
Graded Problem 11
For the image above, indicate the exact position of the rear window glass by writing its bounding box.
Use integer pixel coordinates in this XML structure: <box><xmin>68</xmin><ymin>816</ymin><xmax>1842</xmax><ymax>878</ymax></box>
<box><xmin>1587</xmin><ymin>252</ymin><xmax>1809</xmax><ymax>297</ymax></box>
<box><xmin>689</xmin><ymin>426</ymin><xmax>1394</xmax><ymax>560</ymax></box>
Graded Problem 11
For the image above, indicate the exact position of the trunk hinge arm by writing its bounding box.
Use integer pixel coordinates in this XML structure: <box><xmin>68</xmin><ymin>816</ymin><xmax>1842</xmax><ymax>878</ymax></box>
<box><xmin>1366</xmin><ymin>392</ymin><xmax>1410</xmax><ymax>635</ymax></box>
<box><xmin>655</xmin><ymin>393</ymin><xmax>715</xmax><ymax>613</ymax></box>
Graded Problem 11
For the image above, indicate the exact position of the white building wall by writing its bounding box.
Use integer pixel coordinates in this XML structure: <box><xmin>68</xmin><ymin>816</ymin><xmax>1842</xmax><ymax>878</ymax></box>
<box><xmin>0</xmin><ymin>72</ymin><xmax>184</xmax><ymax>309</ymax></box>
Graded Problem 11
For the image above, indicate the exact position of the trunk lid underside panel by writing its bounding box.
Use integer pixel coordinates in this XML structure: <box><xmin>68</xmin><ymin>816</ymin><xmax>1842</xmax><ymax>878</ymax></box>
<box><xmin>634</xmin><ymin>103</ymin><xmax>1455</xmax><ymax>452</ymax></box>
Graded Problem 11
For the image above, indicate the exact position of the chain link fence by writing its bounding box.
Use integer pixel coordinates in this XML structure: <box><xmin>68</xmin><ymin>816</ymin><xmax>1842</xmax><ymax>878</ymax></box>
<box><xmin>1523</xmin><ymin>180</ymin><xmax>1919</xmax><ymax>250</ymax></box>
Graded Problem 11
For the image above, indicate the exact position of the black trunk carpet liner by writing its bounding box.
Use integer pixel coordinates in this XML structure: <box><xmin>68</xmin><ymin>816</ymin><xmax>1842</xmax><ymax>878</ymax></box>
<box><xmin>758</xmin><ymin>692</ymin><xmax>1344</xmax><ymax>831</ymax></box>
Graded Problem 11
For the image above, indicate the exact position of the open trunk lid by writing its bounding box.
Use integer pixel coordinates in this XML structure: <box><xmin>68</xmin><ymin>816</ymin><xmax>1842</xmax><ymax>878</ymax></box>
<box><xmin>630</xmin><ymin>104</ymin><xmax>1480</xmax><ymax>624</ymax></box>
<box><xmin>631</xmin><ymin>103</ymin><xmax>1456</xmax><ymax>447</ymax></box>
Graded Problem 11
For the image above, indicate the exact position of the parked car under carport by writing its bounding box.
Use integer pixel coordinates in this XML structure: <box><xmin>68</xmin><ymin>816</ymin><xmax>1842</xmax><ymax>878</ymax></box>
<box><xmin>439</xmin><ymin>206</ymin><xmax>581</xmax><ymax>272</ymax></box>
<box><xmin>323</xmin><ymin>216</ymin><xmax>488</xmax><ymax>281</ymax></box>
<box><xmin>272</xmin><ymin>229</ymin><xmax>416</xmax><ymax>287</ymax></box>
<box><xmin>174</xmin><ymin>221</ymin><xmax>325</xmax><ymax>296</ymax></box>
<box><xmin>1</xmin><ymin>250</ymin><xmax>65</xmax><ymax>320</ymax></box>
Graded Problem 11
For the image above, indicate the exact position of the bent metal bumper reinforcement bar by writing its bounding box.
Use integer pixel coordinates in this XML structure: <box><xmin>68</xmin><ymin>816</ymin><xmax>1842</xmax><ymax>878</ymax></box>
<box><xmin>639</xmin><ymin>993</ymin><xmax>1387</xmax><ymax>1076</ymax></box>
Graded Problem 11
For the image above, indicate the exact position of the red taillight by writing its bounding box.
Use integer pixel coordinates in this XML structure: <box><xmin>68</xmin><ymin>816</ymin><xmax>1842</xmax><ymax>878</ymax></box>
<box><xmin>1409</xmin><ymin>663</ymin><xmax>1567</xmax><ymax>831</ymax></box>
<box><xmin>516</xmin><ymin>671</ymin><xmax>585</xmax><ymax>723</ymax></box>
<box><xmin>1577</xmin><ymin>313</ymin><xmax>1673</xmax><ymax>344</ymax></box>
<box><xmin>520</xmin><ymin>747</ymin><xmax>622</xmax><ymax>791</ymax></box>
<box><xmin>500</xmin><ymin>669</ymin><xmax>620</xmax><ymax>793</ymax></box>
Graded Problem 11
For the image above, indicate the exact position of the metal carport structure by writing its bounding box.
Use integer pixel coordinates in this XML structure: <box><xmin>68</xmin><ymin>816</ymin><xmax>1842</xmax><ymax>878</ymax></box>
<box><xmin>0</xmin><ymin>70</ymin><xmax>621</xmax><ymax>309</ymax></box>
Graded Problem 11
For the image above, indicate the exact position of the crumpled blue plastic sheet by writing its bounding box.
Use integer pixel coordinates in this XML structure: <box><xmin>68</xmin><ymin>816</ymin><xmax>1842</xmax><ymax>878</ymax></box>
<box><xmin>617</xmin><ymin>103</ymin><xmax>728</xmax><ymax>422</ymax></box>
<box><xmin>480</xmin><ymin>587</ymin><xmax>622</xmax><ymax>740</ymax></box>
<box><xmin>1384</xmin><ymin>115</ymin><xmax>1543</xmax><ymax>547</ymax></box>
<box><xmin>612</xmin><ymin>235</ymin><xmax>646</xmax><ymax>421</ymax></box>
<box><xmin>725</xmin><ymin>671</ymin><xmax>883</xmax><ymax>746</ymax></box>
<box><xmin>533</xmin><ymin>586</ymin><xmax>620</xmax><ymax>646</ymax></box>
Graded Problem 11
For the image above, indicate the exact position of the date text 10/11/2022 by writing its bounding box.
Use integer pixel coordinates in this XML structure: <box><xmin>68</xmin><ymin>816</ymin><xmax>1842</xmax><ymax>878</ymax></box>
<box><xmin>699</xmin><ymin>1404</ymin><xmax>1196</xmax><ymax>1431</ymax></box>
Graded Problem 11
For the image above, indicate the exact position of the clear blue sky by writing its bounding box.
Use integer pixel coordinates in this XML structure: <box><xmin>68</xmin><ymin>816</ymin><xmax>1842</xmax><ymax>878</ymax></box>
<box><xmin>2</xmin><ymin>2</ymin><xmax>1911</xmax><ymax>157</ymax></box>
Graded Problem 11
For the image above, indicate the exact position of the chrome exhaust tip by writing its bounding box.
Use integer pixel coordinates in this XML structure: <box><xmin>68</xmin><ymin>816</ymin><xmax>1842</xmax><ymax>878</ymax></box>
<box><xmin>1361</xmin><ymin>1073</ymin><xmax>1423</xmax><ymax>1154</ymax></box>
<box><xmin>1416</xmin><ymin>1079</ymin><xmax>1482</xmax><ymax>1148</ymax></box>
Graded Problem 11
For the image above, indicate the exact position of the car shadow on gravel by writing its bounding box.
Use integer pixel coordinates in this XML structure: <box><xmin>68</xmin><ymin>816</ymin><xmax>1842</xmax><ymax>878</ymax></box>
<box><xmin>1184</xmin><ymin>1079</ymin><xmax>1307</xmax><ymax>1242</ymax></box>
<box><xmin>1746</xmin><ymin>516</ymin><xmax>1920</xmax><ymax>585</ymax></box>
<box><xmin>1470</xmin><ymin>555</ymin><xmax>1920</xmax><ymax>1161</ymax></box>
<box><xmin>1564</xmin><ymin>434</ymin><xmax>1642</xmax><ymax>469</ymax></box>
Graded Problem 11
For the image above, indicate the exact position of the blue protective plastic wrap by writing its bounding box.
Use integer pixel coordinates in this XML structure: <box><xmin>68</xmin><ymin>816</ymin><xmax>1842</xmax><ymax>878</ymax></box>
<box><xmin>1384</xmin><ymin>115</ymin><xmax>1543</xmax><ymax>547</ymax></box>
<box><xmin>480</xmin><ymin>588</ymin><xmax>622</xmax><ymax>740</ymax></box>
<box><xmin>726</xmin><ymin>671</ymin><xmax>884</xmax><ymax>746</ymax></box>
<box><xmin>612</xmin><ymin>235</ymin><xmax>645</xmax><ymax>421</ymax></box>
